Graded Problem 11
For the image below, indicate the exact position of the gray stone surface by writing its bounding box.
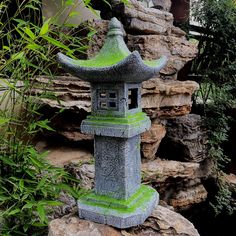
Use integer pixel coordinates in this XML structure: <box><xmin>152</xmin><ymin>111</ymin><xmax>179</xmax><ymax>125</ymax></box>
<box><xmin>57</xmin><ymin>17</ymin><xmax>167</xmax><ymax>83</ymax></box>
<box><xmin>94</xmin><ymin>135</ymin><xmax>141</xmax><ymax>199</ymax></box>
<box><xmin>161</xmin><ymin>114</ymin><xmax>208</xmax><ymax>162</ymax></box>
<box><xmin>78</xmin><ymin>185</ymin><xmax>158</xmax><ymax>229</ymax></box>
<box><xmin>81</xmin><ymin>114</ymin><xmax>151</xmax><ymax>138</ymax></box>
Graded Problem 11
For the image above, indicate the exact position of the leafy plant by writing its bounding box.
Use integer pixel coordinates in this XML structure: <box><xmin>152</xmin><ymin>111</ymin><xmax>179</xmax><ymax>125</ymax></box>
<box><xmin>192</xmin><ymin>0</ymin><xmax>236</xmax><ymax>215</ymax></box>
<box><xmin>0</xmin><ymin>0</ymin><xmax>102</xmax><ymax>234</ymax></box>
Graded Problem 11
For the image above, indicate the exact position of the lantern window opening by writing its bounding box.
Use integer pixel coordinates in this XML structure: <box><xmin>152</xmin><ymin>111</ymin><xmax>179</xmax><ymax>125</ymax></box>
<box><xmin>100</xmin><ymin>91</ymin><xmax>107</xmax><ymax>98</ymax></box>
<box><xmin>108</xmin><ymin>101</ymin><xmax>117</xmax><ymax>108</ymax></box>
<box><xmin>109</xmin><ymin>91</ymin><xmax>117</xmax><ymax>99</ymax></box>
<box><xmin>100</xmin><ymin>102</ymin><xmax>107</xmax><ymax>109</ymax></box>
<box><xmin>128</xmin><ymin>88</ymin><xmax>138</xmax><ymax>110</ymax></box>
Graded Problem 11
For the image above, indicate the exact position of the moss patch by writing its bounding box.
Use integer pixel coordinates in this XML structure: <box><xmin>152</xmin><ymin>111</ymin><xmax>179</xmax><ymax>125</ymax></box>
<box><xmin>79</xmin><ymin>185</ymin><xmax>157</xmax><ymax>214</ymax></box>
<box><xmin>86</xmin><ymin>112</ymin><xmax>148</xmax><ymax>125</ymax></box>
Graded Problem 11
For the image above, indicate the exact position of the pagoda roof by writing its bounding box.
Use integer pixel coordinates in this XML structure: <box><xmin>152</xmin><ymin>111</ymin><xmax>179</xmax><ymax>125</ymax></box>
<box><xmin>57</xmin><ymin>17</ymin><xmax>167</xmax><ymax>83</ymax></box>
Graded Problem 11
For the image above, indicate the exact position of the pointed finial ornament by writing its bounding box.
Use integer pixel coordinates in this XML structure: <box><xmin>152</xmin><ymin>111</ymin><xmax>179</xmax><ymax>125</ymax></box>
<box><xmin>107</xmin><ymin>17</ymin><xmax>124</xmax><ymax>37</ymax></box>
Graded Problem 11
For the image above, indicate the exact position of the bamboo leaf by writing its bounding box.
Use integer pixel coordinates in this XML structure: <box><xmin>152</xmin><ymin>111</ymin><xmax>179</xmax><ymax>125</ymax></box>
<box><xmin>39</xmin><ymin>19</ymin><xmax>50</xmax><ymax>36</ymax></box>
<box><xmin>37</xmin><ymin>205</ymin><xmax>47</xmax><ymax>223</ymax></box>
<box><xmin>24</xmin><ymin>27</ymin><xmax>36</xmax><ymax>40</ymax></box>
<box><xmin>42</xmin><ymin>35</ymin><xmax>72</xmax><ymax>52</ymax></box>
<box><xmin>0</xmin><ymin>117</ymin><xmax>10</xmax><ymax>126</ymax></box>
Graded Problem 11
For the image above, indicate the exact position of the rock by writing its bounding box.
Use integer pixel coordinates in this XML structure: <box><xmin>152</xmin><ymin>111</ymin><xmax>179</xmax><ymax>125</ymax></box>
<box><xmin>141</xmin><ymin>159</ymin><xmax>208</xmax><ymax>210</ymax></box>
<box><xmin>169</xmin><ymin>184</ymin><xmax>208</xmax><ymax>210</ymax></box>
<box><xmin>74</xmin><ymin>163</ymin><xmax>95</xmax><ymax>190</ymax></box>
<box><xmin>48</xmin><ymin>205</ymin><xmax>200</xmax><ymax>236</ymax></box>
<box><xmin>127</xmin><ymin>35</ymin><xmax>198</xmax><ymax>76</ymax></box>
<box><xmin>152</xmin><ymin>0</ymin><xmax>172</xmax><ymax>12</ymax></box>
<box><xmin>142</xmin><ymin>78</ymin><xmax>199</xmax><ymax>118</ymax></box>
<box><xmin>159</xmin><ymin>114</ymin><xmax>208</xmax><ymax>162</ymax></box>
<box><xmin>32</xmin><ymin>75</ymin><xmax>94</xmax><ymax>142</ymax></box>
<box><xmin>59</xmin><ymin>131</ymin><xmax>93</xmax><ymax>142</ymax></box>
<box><xmin>224</xmin><ymin>173</ymin><xmax>236</xmax><ymax>194</ymax></box>
<box><xmin>49</xmin><ymin>192</ymin><xmax>77</xmax><ymax>220</ymax></box>
<box><xmin>141</xmin><ymin>159</ymin><xmax>200</xmax><ymax>183</ymax></box>
<box><xmin>117</xmin><ymin>0</ymin><xmax>174</xmax><ymax>35</ymax></box>
<box><xmin>48</xmin><ymin>216</ymin><xmax>121</xmax><ymax>236</ymax></box>
<box><xmin>32</xmin><ymin>76</ymin><xmax>91</xmax><ymax>112</ymax></box>
<box><xmin>130</xmin><ymin>205</ymin><xmax>200</xmax><ymax>236</ymax></box>
<box><xmin>45</xmin><ymin>146</ymin><xmax>93</xmax><ymax>167</ymax></box>
<box><xmin>141</xmin><ymin>119</ymin><xmax>166</xmax><ymax>160</ymax></box>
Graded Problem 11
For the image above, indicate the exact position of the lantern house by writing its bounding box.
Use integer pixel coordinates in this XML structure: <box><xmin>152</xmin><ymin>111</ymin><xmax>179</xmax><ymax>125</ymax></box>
<box><xmin>57</xmin><ymin>17</ymin><xmax>167</xmax><ymax>229</ymax></box>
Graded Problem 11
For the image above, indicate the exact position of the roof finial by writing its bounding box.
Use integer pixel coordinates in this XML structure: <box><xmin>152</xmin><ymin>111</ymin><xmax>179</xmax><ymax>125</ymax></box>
<box><xmin>107</xmin><ymin>17</ymin><xmax>124</xmax><ymax>37</ymax></box>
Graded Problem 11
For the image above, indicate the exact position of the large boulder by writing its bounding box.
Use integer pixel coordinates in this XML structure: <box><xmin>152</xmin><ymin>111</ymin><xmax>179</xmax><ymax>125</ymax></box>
<box><xmin>48</xmin><ymin>205</ymin><xmax>200</xmax><ymax>236</ymax></box>
<box><xmin>159</xmin><ymin>114</ymin><xmax>208</xmax><ymax>162</ymax></box>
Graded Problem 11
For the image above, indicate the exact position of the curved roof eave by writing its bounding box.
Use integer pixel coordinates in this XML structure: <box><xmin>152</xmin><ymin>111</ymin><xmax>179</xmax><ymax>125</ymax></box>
<box><xmin>57</xmin><ymin>51</ymin><xmax>167</xmax><ymax>83</ymax></box>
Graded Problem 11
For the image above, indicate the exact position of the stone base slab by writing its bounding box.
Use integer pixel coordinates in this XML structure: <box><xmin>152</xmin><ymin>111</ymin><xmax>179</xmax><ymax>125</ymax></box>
<box><xmin>81</xmin><ymin>112</ymin><xmax>151</xmax><ymax>138</ymax></box>
<box><xmin>78</xmin><ymin>185</ymin><xmax>158</xmax><ymax>228</ymax></box>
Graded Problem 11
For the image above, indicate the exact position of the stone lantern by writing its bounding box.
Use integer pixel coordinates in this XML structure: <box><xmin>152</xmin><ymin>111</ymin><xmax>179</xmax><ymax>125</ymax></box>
<box><xmin>57</xmin><ymin>17</ymin><xmax>167</xmax><ymax>228</ymax></box>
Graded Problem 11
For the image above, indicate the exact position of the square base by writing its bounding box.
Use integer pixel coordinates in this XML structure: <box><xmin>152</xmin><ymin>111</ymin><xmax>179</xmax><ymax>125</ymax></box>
<box><xmin>78</xmin><ymin>185</ymin><xmax>158</xmax><ymax>228</ymax></box>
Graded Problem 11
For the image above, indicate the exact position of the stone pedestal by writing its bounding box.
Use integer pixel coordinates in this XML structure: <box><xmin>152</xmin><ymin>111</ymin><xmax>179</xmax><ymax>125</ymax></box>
<box><xmin>78</xmin><ymin>114</ymin><xmax>158</xmax><ymax>228</ymax></box>
<box><xmin>94</xmin><ymin>135</ymin><xmax>141</xmax><ymax>199</ymax></box>
<box><xmin>78</xmin><ymin>185</ymin><xmax>158</xmax><ymax>228</ymax></box>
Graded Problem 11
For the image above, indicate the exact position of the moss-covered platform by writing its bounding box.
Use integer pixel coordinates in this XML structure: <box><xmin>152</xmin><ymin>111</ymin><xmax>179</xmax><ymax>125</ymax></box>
<box><xmin>81</xmin><ymin>112</ymin><xmax>151</xmax><ymax>138</ymax></box>
<box><xmin>78</xmin><ymin>185</ymin><xmax>158</xmax><ymax>228</ymax></box>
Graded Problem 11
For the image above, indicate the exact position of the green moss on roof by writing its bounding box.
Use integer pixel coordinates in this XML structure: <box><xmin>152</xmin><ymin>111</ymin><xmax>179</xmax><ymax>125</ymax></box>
<box><xmin>74</xmin><ymin>34</ymin><xmax>130</xmax><ymax>68</ymax></box>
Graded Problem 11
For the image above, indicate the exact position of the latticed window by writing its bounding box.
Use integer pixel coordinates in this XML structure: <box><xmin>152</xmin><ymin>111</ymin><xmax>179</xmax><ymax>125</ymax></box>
<box><xmin>98</xmin><ymin>90</ymin><xmax>118</xmax><ymax>110</ymax></box>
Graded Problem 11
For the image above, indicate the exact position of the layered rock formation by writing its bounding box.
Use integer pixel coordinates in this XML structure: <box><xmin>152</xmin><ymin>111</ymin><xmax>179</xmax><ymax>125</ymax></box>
<box><xmin>141</xmin><ymin>78</ymin><xmax>199</xmax><ymax>118</ymax></box>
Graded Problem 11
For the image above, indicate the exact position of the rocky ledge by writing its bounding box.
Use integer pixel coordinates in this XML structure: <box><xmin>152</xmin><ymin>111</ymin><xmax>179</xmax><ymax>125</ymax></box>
<box><xmin>48</xmin><ymin>205</ymin><xmax>199</xmax><ymax>236</ymax></box>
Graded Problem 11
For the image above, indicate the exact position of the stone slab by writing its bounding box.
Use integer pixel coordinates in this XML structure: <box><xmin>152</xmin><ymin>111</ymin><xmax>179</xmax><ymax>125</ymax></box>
<box><xmin>81</xmin><ymin>112</ymin><xmax>151</xmax><ymax>138</ymax></box>
<box><xmin>78</xmin><ymin>185</ymin><xmax>158</xmax><ymax>229</ymax></box>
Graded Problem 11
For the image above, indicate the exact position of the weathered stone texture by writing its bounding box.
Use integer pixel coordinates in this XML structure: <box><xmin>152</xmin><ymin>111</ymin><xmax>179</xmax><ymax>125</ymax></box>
<box><xmin>160</xmin><ymin>114</ymin><xmax>208</xmax><ymax>162</ymax></box>
<box><xmin>152</xmin><ymin>0</ymin><xmax>172</xmax><ymax>12</ymax></box>
<box><xmin>48</xmin><ymin>216</ymin><xmax>121</xmax><ymax>236</ymax></box>
<box><xmin>141</xmin><ymin>159</ymin><xmax>200</xmax><ymax>183</ymax></box>
<box><xmin>141</xmin><ymin>120</ymin><xmax>166</xmax><ymax>160</ymax></box>
<box><xmin>32</xmin><ymin>76</ymin><xmax>91</xmax><ymax>111</ymax></box>
<box><xmin>142</xmin><ymin>78</ymin><xmax>199</xmax><ymax>118</ymax></box>
<box><xmin>141</xmin><ymin>159</ymin><xmax>209</xmax><ymax>210</ymax></box>
<box><xmin>170</xmin><ymin>184</ymin><xmax>208</xmax><ymax>210</ymax></box>
<box><xmin>127</xmin><ymin>35</ymin><xmax>197</xmax><ymax>76</ymax></box>
<box><xmin>48</xmin><ymin>205</ymin><xmax>200</xmax><ymax>236</ymax></box>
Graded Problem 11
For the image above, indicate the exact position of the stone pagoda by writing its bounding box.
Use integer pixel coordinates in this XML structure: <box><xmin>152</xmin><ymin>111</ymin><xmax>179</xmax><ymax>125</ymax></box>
<box><xmin>57</xmin><ymin>17</ymin><xmax>167</xmax><ymax>228</ymax></box>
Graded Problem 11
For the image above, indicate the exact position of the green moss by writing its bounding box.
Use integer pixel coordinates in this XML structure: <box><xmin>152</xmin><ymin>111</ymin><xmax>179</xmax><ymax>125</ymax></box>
<box><xmin>86</xmin><ymin>112</ymin><xmax>148</xmax><ymax>125</ymax></box>
<box><xmin>64</xmin><ymin>22</ymin><xmax>165</xmax><ymax>69</ymax></box>
<box><xmin>79</xmin><ymin>185</ymin><xmax>156</xmax><ymax>214</ymax></box>
<box><xmin>73</xmin><ymin>35</ymin><xmax>130</xmax><ymax>68</ymax></box>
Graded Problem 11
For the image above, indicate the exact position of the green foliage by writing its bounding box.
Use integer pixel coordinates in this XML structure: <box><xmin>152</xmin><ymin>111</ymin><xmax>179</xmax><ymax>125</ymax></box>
<box><xmin>193</xmin><ymin>0</ymin><xmax>236</xmax><ymax>85</ymax></box>
<box><xmin>0</xmin><ymin>0</ymin><xmax>99</xmax><ymax>234</ymax></box>
<box><xmin>210</xmin><ymin>174</ymin><xmax>235</xmax><ymax>216</ymax></box>
<box><xmin>192</xmin><ymin>0</ymin><xmax>236</xmax><ymax>215</ymax></box>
